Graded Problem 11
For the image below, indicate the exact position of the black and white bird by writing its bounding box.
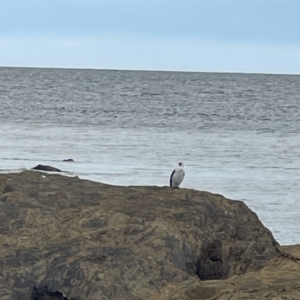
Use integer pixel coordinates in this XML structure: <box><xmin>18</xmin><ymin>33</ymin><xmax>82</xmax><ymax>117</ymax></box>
<box><xmin>170</xmin><ymin>162</ymin><xmax>185</xmax><ymax>188</ymax></box>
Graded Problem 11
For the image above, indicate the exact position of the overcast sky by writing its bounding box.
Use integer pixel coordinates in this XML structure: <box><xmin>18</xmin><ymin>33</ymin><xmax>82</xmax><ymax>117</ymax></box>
<box><xmin>1</xmin><ymin>0</ymin><xmax>299</xmax><ymax>74</ymax></box>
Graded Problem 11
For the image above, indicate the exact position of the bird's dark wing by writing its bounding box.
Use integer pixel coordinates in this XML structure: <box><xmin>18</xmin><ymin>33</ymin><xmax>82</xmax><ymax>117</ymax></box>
<box><xmin>170</xmin><ymin>169</ymin><xmax>176</xmax><ymax>187</ymax></box>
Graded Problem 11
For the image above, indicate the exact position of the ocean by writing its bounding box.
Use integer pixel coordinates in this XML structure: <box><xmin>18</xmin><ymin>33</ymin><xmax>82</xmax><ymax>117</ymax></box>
<box><xmin>1</xmin><ymin>66</ymin><xmax>300</xmax><ymax>245</ymax></box>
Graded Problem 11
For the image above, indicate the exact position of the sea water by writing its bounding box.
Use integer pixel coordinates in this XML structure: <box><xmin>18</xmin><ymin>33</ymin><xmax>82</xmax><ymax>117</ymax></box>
<box><xmin>1</xmin><ymin>67</ymin><xmax>300</xmax><ymax>245</ymax></box>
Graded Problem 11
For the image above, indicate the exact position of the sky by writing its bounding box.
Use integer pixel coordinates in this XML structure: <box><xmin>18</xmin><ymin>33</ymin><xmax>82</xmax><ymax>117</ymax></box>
<box><xmin>1</xmin><ymin>0</ymin><xmax>300</xmax><ymax>74</ymax></box>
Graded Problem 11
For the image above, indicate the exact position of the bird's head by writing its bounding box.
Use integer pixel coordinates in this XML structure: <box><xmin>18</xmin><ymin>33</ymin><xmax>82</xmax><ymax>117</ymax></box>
<box><xmin>178</xmin><ymin>162</ymin><xmax>184</xmax><ymax>167</ymax></box>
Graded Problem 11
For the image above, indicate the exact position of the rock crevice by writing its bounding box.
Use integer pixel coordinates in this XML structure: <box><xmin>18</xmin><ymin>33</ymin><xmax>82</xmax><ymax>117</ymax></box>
<box><xmin>0</xmin><ymin>171</ymin><xmax>284</xmax><ymax>299</ymax></box>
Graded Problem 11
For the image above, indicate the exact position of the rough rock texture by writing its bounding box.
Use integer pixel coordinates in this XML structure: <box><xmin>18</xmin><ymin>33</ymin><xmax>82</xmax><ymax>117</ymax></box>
<box><xmin>149</xmin><ymin>244</ymin><xmax>300</xmax><ymax>300</ymax></box>
<box><xmin>0</xmin><ymin>170</ymin><xmax>284</xmax><ymax>300</ymax></box>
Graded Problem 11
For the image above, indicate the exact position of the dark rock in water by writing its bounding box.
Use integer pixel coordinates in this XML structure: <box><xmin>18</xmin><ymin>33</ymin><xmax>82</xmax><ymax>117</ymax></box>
<box><xmin>0</xmin><ymin>171</ymin><xmax>299</xmax><ymax>300</ymax></box>
<box><xmin>32</xmin><ymin>165</ymin><xmax>61</xmax><ymax>172</ymax></box>
<box><xmin>62</xmin><ymin>159</ymin><xmax>74</xmax><ymax>162</ymax></box>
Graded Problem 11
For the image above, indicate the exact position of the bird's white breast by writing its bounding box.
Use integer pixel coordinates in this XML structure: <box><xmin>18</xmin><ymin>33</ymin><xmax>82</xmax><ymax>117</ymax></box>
<box><xmin>171</xmin><ymin>167</ymin><xmax>185</xmax><ymax>187</ymax></box>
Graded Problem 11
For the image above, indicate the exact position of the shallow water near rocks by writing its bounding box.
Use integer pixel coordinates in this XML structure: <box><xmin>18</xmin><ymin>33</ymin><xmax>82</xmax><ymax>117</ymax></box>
<box><xmin>1</xmin><ymin>67</ymin><xmax>300</xmax><ymax>245</ymax></box>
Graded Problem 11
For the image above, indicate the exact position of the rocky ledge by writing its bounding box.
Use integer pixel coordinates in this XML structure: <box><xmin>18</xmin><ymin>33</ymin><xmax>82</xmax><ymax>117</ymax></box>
<box><xmin>0</xmin><ymin>170</ymin><xmax>299</xmax><ymax>300</ymax></box>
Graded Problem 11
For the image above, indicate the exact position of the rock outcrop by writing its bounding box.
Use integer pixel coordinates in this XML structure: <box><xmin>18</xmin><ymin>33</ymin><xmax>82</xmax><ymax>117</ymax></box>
<box><xmin>32</xmin><ymin>165</ymin><xmax>61</xmax><ymax>172</ymax></box>
<box><xmin>149</xmin><ymin>244</ymin><xmax>300</xmax><ymax>300</ymax></box>
<box><xmin>0</xmin><ymin>170</ymin><xmax>295</xmax><ymax>300</ymax></box>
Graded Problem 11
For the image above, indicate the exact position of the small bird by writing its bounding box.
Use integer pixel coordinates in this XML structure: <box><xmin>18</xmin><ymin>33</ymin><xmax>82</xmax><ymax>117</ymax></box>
<box><xmin>170</xmin><ymin>162</ymin><xmax>185</xmax><ymax>188</ymax></box>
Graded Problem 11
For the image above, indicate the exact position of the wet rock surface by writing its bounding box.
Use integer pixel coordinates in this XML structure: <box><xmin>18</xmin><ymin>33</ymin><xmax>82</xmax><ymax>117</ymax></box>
<box><xmin>0</xmin><ymin>170</ymin><xmax>289</xmax><ymax>299</ymax></box>
<box><xmin>32</xmin><ymin>165</ymin><xmax>62</xmax><ymax>172</ymax></box>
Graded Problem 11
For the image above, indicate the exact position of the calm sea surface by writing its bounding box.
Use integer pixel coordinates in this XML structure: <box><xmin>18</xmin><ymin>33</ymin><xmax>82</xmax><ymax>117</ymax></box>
<box><xmin>1</xmin><ymin>67</ymin><xmax>300</xmax><ymax>245</ymax></box>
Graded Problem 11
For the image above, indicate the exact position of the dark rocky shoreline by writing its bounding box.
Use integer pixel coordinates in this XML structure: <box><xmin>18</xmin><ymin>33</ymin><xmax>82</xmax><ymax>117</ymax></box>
<box><xmin>0</xmin><ymin>170</ymin><xmax>299</xmax><ymax>299</ymax></box>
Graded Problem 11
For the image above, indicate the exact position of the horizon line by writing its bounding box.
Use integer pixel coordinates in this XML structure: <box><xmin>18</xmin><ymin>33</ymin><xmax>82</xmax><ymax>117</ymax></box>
<box><xmin>0</xmin><ymin>65</ymin><xmax>299</xmax><ymax>76</ymax></box>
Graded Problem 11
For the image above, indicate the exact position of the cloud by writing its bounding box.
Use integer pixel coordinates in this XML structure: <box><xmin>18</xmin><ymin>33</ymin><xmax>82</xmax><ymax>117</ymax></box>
<box><xmin>1</xmin><ymin>35</ymin><xmax>300</xmax><ymax>74</ymax></box>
